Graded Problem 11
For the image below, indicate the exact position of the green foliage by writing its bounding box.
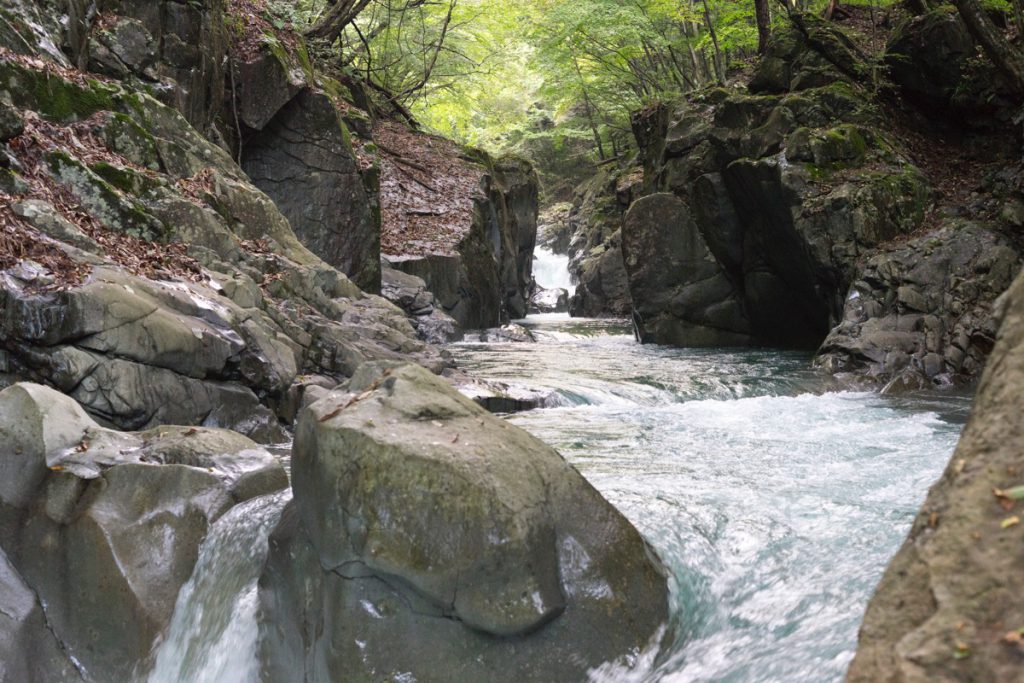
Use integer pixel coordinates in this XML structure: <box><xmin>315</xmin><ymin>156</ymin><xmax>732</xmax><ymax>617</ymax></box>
<box><xmin>282</xmin><ymin>0</ymin><xmax>901</xmax><ymax>197</ymax></box>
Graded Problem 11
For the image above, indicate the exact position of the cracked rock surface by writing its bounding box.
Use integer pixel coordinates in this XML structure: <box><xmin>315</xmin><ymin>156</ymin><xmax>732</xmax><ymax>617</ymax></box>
<box><xmin>258</xmin><ymin>363</ymin><xmax>669</xmax><ymax>682</ymax></box>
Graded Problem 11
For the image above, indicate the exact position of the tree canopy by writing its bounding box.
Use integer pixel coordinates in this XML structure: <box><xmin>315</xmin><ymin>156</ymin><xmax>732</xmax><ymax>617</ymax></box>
<box><xmin>267</xmin><ymin>0</ymin><xmax>1022</xmax><ymax>197</ymax></box>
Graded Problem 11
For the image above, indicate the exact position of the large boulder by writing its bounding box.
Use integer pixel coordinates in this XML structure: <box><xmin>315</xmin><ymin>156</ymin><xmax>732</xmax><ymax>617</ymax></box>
<box><xmin>847</xmin><ymin>269</ymin><xmax>1024</xmax><ymax>681</ymax></box>
<box><xmin>623</xmin><ymin>193</ymin><xmax>752</xmax><ymax>346</ymax></box>
<box><xmin>0</xmin><ymin>383</ymin><xmax>287</xmax><ymax>682</ymax></box>
<box><xmin>0</xmin><ymin>548</ymin><xmax>83</xmax><ymax>683</ymax></box>
<box><xmin>243</xmin><ymin>90</ymin><xmax>381</xmax><ymax>293</ymax></box>
<box><xmin>258</xmin><ymin>364</ymin><xmax>669</xmax><ymax>682</ymax></box>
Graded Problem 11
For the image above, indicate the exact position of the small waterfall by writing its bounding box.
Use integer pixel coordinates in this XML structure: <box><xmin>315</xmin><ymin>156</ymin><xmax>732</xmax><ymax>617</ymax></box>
<box><xmin>147</xmin><ymin>490</ymin><xmax>291</xmax><ymax>683</ymax></box>
<box><xmin>532</xmin><ymin>247</ymin><xmax>575</xmax><ymax>295</ymax></box>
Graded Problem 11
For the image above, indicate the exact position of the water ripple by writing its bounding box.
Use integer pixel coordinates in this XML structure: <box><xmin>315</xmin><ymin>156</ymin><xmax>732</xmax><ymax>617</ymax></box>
<box><xmin>452</xmin><ymin>314</ymin><xmax>969</xmax><ymax>683</ymax></box>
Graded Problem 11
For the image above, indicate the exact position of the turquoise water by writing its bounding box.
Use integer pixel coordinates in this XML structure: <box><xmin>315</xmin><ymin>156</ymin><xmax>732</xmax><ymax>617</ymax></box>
<box><xmin>451</xmin><ymin>315</ymin><xmax>970</xmax><ymax>682</ymax></box>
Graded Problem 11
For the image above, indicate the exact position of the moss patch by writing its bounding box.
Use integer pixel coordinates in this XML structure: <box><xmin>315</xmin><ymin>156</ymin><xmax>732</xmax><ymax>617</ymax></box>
<box><xmin>0</xmin><ymin>60</ymin><xmax>117</xmax><ymax>122</ymax></box>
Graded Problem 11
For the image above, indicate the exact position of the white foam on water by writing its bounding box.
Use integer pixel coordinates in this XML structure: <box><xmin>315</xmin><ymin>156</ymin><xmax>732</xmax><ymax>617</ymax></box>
<box><xmin>532</xmin><ymin>247</ymin><xmax>576</xmax><ymax>294</ymax></box>
<box><xmin>450</xmin><ymin>315</ymin><xmax>968</xmax><ymax>683</ymax></box>
<box><xmin>147</xmin><ymin>491</ymin><xmax>290</xmax><ymax>683</ymax></box>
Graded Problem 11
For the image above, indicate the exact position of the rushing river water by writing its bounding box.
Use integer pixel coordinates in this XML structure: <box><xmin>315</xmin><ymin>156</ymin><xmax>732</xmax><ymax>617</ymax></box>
<box><xmin>450</xmin><ymin>315</ymin><xmax>971</xmax><ymax>683</ymax></box>
<box><xmin>148</xmin><ymin>315</ymin><xmax>969</xmax><ymax>683</ymax></box>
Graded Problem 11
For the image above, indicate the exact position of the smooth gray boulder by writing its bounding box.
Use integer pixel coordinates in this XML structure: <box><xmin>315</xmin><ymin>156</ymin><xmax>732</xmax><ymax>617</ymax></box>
<box><xmin>0</xmin><ymin>383</ymin><xmax>288</xmax><ymax>682</ymax></box>
<box><xmin>0</xmin><ymin>549</ymin><xmax>83</xmax><ymax>683</ymax></box>
<box><xmin>259</xmin><ymin>364</ymin><xmax>668</xmax><ymax>682</ymax></box>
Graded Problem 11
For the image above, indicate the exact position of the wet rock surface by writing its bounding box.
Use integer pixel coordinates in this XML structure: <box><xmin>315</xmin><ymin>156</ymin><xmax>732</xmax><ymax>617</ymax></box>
<box><xmin>258</xmin><ymin>364</ymin><xmax>668</xmax><ymax>682</ymax></box>
<box><xmin>0</xmin><ymin>382</ymin><xmax>287</xmax><ymax>682</ymax></box>
<box><xmin>848</xmin><ymin>268</ymin><xmax>1024</xmax><ymax>682</ymax></box>
<box><xmin>530</xmin><ymin>285</ymin><xmax>569</xmax><ymax>314</ymax></box>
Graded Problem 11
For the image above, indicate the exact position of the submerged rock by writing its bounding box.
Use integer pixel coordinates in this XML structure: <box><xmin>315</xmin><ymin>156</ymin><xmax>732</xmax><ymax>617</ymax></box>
<box><xmin>530</xmin><ymin>285</ymin><xmax>569</xmax><ymax>314</ymax></box>
<box><xmin>847</xmin><ymin>270</ymin><xmax>1024</xmax><ymax>681</ymax></box>
<box><xmin>258</xmin><ymin>364</ymin><xmax>668</xmax><ymax>682</ymax></box>
<box><xmin>0</xmin><ymin>382</ymin><xmax>287</xmax><ymax>682</ymax></box>
<box><xmin>472</xmin><ymin>323</ymin><xmax>536</xmax><ymax>343</ymax></box>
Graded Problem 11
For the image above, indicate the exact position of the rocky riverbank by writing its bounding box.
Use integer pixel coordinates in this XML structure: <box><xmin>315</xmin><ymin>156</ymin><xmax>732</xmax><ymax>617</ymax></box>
<box><xmin>557</xmin><ymin>9</ymin><xmax>1022</xmax><ymax>390</ymax></box>
<box><xmin>0</xmin><ymin>1</ymin><xmax>665</xmax><ymax>681</ymax></box>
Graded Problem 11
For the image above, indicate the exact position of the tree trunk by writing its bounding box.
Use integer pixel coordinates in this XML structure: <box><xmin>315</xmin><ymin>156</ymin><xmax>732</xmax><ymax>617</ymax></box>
<box><xmin>950</xmin><ymin>0</ymin><xmax>1024</xmax><ymax>94</ymax></box>
<box><xmin>306</xmin><ymin>0</ymin><xmax>373</xmax><ymax>42</ymax></box>
<box><xmin>754</xmin><ymin>0</ymin><xmax>772</xmax><ymax>53</ymax></box>
<box><xmin>701</xmin><ymin>0</ymin><xmax>725</xmax><ymax>83</ymax></box>
<box><xmin>571</xmin><ymin>50</ymin><xmax>607</xmax><ymax>161</ymax></box>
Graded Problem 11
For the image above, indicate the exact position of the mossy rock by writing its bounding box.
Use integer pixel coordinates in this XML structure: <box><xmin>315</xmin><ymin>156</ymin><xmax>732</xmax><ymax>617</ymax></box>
<box><xmin>46</xmin><ymin>150</ymin><xmax>168</xmax><ymax>241</ymax></box>
<box><xmin>0</xmin><ymin>101</ymin><xmax>24</xmax><ymax>141</ymax></box>
<box><xmin>0</xmin><ymin>60</ymin><xmax>117</xmax><ymax>122</ymax></box>
<box><xmin>0</xmin><ymin>168</ymin><xmax>28</xmax><ymax>195</ymax></box>
<box><xmin>89</xmin><ymin>161</ymin><xmax>165</xmax><ymax>198</ymax></box>
<box><xmin>812</xmin><ymin>124</ymin><xmax>870</xmax><ymax>165</ymax></box>
<box><xmin>95</xmin><ymin>112</ymin><xmax>161</xmax><ymax>171</ymax></box>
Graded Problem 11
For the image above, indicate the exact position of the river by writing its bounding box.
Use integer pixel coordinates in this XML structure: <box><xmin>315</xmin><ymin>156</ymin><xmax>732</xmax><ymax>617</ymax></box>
<box><xmin>450</xmin><ymin>314</ymin><xmax>969</xmax><ymax>682</ymax></box>
<box><xmin>148</xmin><ymin>300</ymin><xmax>969</xmax><ymax>683</ymax></box>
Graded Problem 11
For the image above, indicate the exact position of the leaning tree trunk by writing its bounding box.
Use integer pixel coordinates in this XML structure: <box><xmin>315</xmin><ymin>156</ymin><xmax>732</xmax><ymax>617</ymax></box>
<box><xmin>950</xmin><ymin>0</ymin><xmax>1024</xmax><ymax>95</ymax></box>
<box><xmin>306</xmin><ymin>0</ymin><xmax>373</xmax><ymax>42</ymax></box>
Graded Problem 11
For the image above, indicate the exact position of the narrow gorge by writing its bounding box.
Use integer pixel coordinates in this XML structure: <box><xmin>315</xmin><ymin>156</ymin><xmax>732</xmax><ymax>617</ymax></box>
<box><xmin>0</xmin><ymin>0</ymin><xmax>1022</xmax><ymax>681</ymax></box>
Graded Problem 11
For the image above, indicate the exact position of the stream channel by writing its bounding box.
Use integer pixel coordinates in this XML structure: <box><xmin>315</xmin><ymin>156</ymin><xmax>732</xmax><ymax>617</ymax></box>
<box><xmin>148</xmin><ymin>251</ymin><xmax>970</xmax><ymax>682</ymax></box>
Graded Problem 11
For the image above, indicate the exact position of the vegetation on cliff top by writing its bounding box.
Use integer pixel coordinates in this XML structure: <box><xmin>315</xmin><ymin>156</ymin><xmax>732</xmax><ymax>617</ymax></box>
<box><xmin>252</xmin><ymin>0</ymin><xmax>1023</xmax><ymax>200</ymax></box>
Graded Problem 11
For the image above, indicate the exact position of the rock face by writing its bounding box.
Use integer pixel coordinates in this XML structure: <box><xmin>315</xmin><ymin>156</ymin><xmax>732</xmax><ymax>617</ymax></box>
<box><xmin>885</xmin><ymin>8</ymin><xmax>1014</xmax><ymax>129</ymax></box>
<box><xmin>381</xmin><ymin>263</ymin><xmax>461</xmax><ymax>344</ymax></box>
<box><xmin>71</xmin><ymin>0</ymin><xmax>227</xmax><ymax>135</ymax></box>
<box><xmin>0</xmin><ymin>547</ymin><xmax>83</xmax><ymax>683</ymax></box>
<box><xmin>0</xmin><ymin>36</ymin><xmax>448</xmax><ymax>437</ymax></box>
<box><xmin>847</xmin><ymin>269</ymin><xmax>1024</xmax><ymax>682</ymax></box>
<box><xmin>0</xmin><ymin>383</ymin><xmax>287</xmax><ymax>682</ymax></box>
<box><xmin>378</xmin><ymin>122</ymin><xmax>540</xmax><ymax>331</ymax></box>
<box><xmin>536</xmin><ymin>202</ymin><xmax>573</xmax><ymax>254</ymax></box>
<box><xmin>817</xmin><ymin>223</ymin><xmax>1020</xmax><ymax>389</ymax></box>
<box><xmin>566</xmin><ymin>169</ymin><xmax>639</xmax><ymax>318</ymax></box>
<box><xmin>627</xmin><ymin>20</ymin><xmax>929</xmax><ymax>349</ymax></box>
<box><xmin>243</xmin><ymin>90</ymin><xmax>380</xmax><ymax>293</ymax></box>
<box><xmin>258</xmin><ymin>364</ymin><xmax>668</xmax><ymax>682</ymax></box>
<box><xmin>624</xmin><ymin>193</ymin><xmax>752</xmax><ymax>346</ymax></box>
